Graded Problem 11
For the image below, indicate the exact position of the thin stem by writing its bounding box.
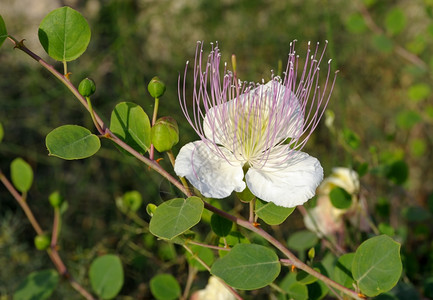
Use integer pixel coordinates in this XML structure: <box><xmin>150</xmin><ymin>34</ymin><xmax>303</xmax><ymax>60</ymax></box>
<box><xmin>167</xmin><ymin>150</ymin><xmax>190</xmax><ymax>192</ymax></box>
<box><xmin>181</xmin><ymin>264</ymin><xmax>197</xmax><ymax>300</ymax></box>
<box><xmin>86</xmin><ymin>96</ymin><xmax>103</xmax><ymax>134</ymax></box>
<box><xmin>0</xmin><ymin>170</ymin><xmax>44</xmax><ymax>235</ymax></box>
<box><xmin>149</xmin><ymin>97</ymin><xmax>160</xmax><ymax>160</ymax></box>
<box><xmin>249</xmin><ymin>199</ymin><xmax>255</xmax><ymax>223</ymax></box>
<box><xmin>63</xmin><ymin>60</ymin><xmax>68</xmax><ymax>77</ymax></box>
<box><xmin>187</xmin><ymin>240</ymin><xmax>230</xmax><ymax>252</ymax></box>
<box><xmin>50</xmin><ymin>207</ymin><xmax>60</xmax><ymax>248</ymax></box>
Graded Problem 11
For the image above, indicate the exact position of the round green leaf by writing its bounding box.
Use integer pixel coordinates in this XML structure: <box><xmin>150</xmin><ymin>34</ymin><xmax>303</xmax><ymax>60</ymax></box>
<box><xmin>296</xmin><ymin>268</ymin><xmax>320</xmax><ymax>285</ymax></box>
<box><xmin>334</xmin><ymin>253</ymin><xmax>355</xmax><ymax>288</ymax></box>
<box><xmin>149</xmin><ymin>197</ymin><xmax>204</xmax><ymax>240</ymax></box>
<box><xmin>110</xmin><ymin>102</ymin><xmax>151</xmax><ymax>155</ymax></box>
<box><xmin>14</xmin><ymin>269</ymin><xmax>59</xmax><ymax>300</ymax></box>
<box><xmin>287</xmin><ymin>230</ymin><xmax>318</xmax><ymax>252</ymax></box>
<box><xmin>211</xmin><ymin>213</ymin><xmax>233</xmax><ymax>237</ymax></box>
<box><xmin>342</xmin><ymin>128</ymin><xmax>360</xmax><ymax>150</ymax></box>
<box><xmin>408</xmin><ymin>83</ymin><xmax>431</xmax><ymax>102</ymax></box>
<box><xmin>89</xmin><ymin>254</ymin><xmax>124</xmax><ymax>299</ymax></box>
<box><xmin>352</xmin><ymin>235</ymin><xmax>402</xmax><ymax>297</ymax></box>
<box><xmin>329</xmin><ymin>187</ymin><xmax>352</xmax><ymax>209</ymax></box>
<box><xmin>396</xmin><ymin>110</ymin><xmax>421</xmax><ymax>129</ymax></box>
<box><xmin>372</xmin><ymin>34</ymin><xmax>393</xmax><ymax>53</ymax></box>
<box><xmin>210</xmin><ymin>243</ymin><xmax>281</xmax><ymax>290</ymax></box>
<box><xmin>255</xmin><ymin>198</ymin><xmax>295</xmax><ymax>225</ymax></box>
<box><xmin>38</xmin><ymin>7</ymin><xmax>91</xmax><ymax>61</ymax></box>
<box><xmin>150</xmin><ymin>274</ymin><xmax>181</xmax><ymax>300</ymax></box>
<box><xmin>287</xmin><ymin>282</ymin><xmax>309</xmax><ymax>300</ymax></box>
<box><xmin>385</xmin><ymin>8</ymin><xmax>406</xmax><ymax>36</ymax></box>
<box><xmin>186</xmin><ymin>244</ymin><xmax>215</xmax><ymax>271</ymax></box>
<box><xmin>345</xmin><ymin>13</ymin><xmax>367</xmax><ymax>34</ymax></box>
<box><xmin>46</xmin><ymin>125</ymin><xmax>100</xmax><ymax>160</ymax></box>
<box><xmin>0</xmin><ymin>15</ymin><xmax>7</xmax><ymax>48</ymax></box>
<box><xmin>386</xmin><ymin>160</ymin><xmax>408</xmax><ymax>185</ymax></box>
<box><xmin>10</xmin><ymin>158</ymin><xmax>33</xmax><ymax>193</ymax></box>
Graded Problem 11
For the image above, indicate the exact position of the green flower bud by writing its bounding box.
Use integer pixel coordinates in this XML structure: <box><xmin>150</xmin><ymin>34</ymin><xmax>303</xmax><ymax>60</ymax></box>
<box><xmin>147</xmin><ymin>76</ymin><xmax>166</xmax><ymax>98</ymax></box>
<box><xmin>34</xmin><ymin>234</ymin><xmax>51</xmax><ymax>250</ymax></box>
<box><xmin>308</xmin><ymin>247</ymin><xmax>315</xmax><ymax>260</ymax></box>
<box><xmin>49</xmin><ymin>191</ymin><xmax>64</xmax><ymax>208</ymax></box>
<box><xmin>146</xmin><ymin>203</ymin><xmax>157</xmax><ymax>217</ymax></box>
<box><xmin>151</xmin><ymin>117</ymin><xmax>179</xmax><ymax>152</ymax></box>
<box><xmin>122</xmin><ymin>190</ymin><xmax>143</xmax><ymax>212</ymax></box>
<box><xmin>78</xmin><ymin>78</ymin><xmax>96</xmax><ymax>97</ymax></box>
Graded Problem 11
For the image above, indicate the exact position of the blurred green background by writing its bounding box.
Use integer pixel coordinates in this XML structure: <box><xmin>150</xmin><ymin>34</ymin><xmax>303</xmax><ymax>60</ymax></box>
<box><xmin>1</xmin><ymin>0</ymin><xmax>433</xmax><ymax>299</ymax></box>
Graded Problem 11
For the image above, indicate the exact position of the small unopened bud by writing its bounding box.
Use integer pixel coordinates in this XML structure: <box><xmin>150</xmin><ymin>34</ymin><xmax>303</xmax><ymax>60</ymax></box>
<box><xmin>122</xmin><ymin>190</ymin><xmax>143</xmax><ymax>212</ymax></box>
<box><xmin>78</xmin><ymin>78</ymin><xmax>96</xmax><ymax>97</ymax></box>
<box><xmin>34</xmin><ymin>234</ymin><xmax>50</xmax><ymax>250</ymax></box>
<box><xmin>308</xmin><ymin>247</ymin><xmax>315</xmax><ymax>260</ymax></box>
<box><xmin>147</xmin><ymin>76</ymin><xmax>166</xmax><ymax>98</ymax></box>
<box><xmin>49</xmin><ymin>191</ymin><xmax>64</xmax><ymax>208</ymax></box>
<box><xmin>151</xmin><ymin>117</ymin><xmax>179</xmax><ymax>152</ymax></box>
<box><xmin>146</xmin><ymin>203</ymin><xmax>157</xmax><ymax>217</ymax></box>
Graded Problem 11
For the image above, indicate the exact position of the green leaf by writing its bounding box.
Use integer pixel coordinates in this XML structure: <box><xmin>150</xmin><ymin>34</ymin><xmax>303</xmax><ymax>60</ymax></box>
<box><xmin>14</xmin><ymin>269</ymin><xmax>59</xmax><ymax>300</ymax></box>
<box><xmin>386</xmin><ymin>160</ymin><xmax>408</xmax><ymax>185</ymax></box>
<box><xmin>345</xmin><ymin>13</ymin><xmax>367</xmax><ymax>34</ymax></box>
<box><xmin>89</xmin><ymin>254</ymin><xmax>124</xmax><ymax>299</ymax></box>
<box><xmin>218</xmin><ymin>231</ymin><xmax>250</xmax><ymax>257</ymax></box>
<box><xmin>408</xmin><ymin>83</ymin><xmax>431</xmax><ymax>102</ymax></box>
<box><xmin>296</xmin><ymin>268</ymin><xmax>320</xmax><ymax>285</ymax></box>
<box><xmin>287</xmin><ymin>230</ymin><xmax>318</xmax><ymax>252</ymax></box>
<box><xmin>396</xmin><ymin>110</ymin><xmax>421</xmax><ymax>129</ymax></box>
<box><xmin>46</xmin><ymin>125</ymin><xmax>100</xmax><ymax>160</ymax></box>
<box><xmin>211</xmin><ymin>213</ymin><xmax>233</xmax><ymax>237</ymax></box>
<box><xmin>406</xmin><ymin>35</ymin><xmax>426</xmax><ymax>55</ymax></box>
<box><xmin>385</xmin><ymin>8</ymin><xmax>406</xmax><ymax>36</ymax></box>
<box><xmin>0</xmin><ymin>15</ymin><xmax>6</xmax><ymax>48</ymax></box>
<box><xmin>38</xmin><ymin>7</ymin><xmax>91</xmax><ymax>61</ymax></box>
<box><xmin>352</xmin><ymin>235</ymin><xmax>402</xmax><ymax>297</ymax></box>
<box><xmin>255</xmin><ymin>199</ymin><xmax>295</xmax><ymax>225</ymax></box>
<box><xmin>110</xmin><ymin>102</ymin><xmax>151</xmax><ymax>155</ymax></box>
<box><xmin>342</xmin><ymin>128</ymin><xmax>361</xmax><ymax>149</ymax></box>
<box><xmin>211</xmin><ymin>243</ymin><xmax>281</xmax><ymax>290</ymax></box>
<box><xmin>410</xmin><ymin>138</ymin><xmax>426</xmax><ymax>157</ymax></box>
<box><xmin>329</xmin><ymin>187</ymin><xmax>352</xmax><ymax>209</ymax></box>
<box><xmin>378</xmin><ymin>223</ymin><xmax>396</xmax><ymax>236</ymax></box>
<box><xmin>10</xmin><ymin>158</ymin><xmax>33</xmax><ymax>193</ymax></box>
<box><xmin>307</xmin><ymin>280</ymin><xmax>329</xmax><ymax>300</ymax></box>
<box><xmin>186</xmin><ymin>244</ymin><xmax>215</xmax><ymax>271</ymax></box>
<box><xmin>334</xmin><ymin>253</ymin><xmax>355</xmax><ymax>288</ymax></box>
<box><xmin>149</xmin><ymin>196</ymin><xmax>204</xmax><ymax>240</ymax></box>
<box><xmin>372</xmin><ymin>34</ymin><xmax>394</xmax><ymax>53</ymax></box>
<box><xmin>287</xmin><ymin>282</ymin><xmax>309</xmax><ymax>300</ymax></box>
<box><xmin>150</xmin><ymin>274</ymin><xmax>181</xmax><ymax>300</ymax></box>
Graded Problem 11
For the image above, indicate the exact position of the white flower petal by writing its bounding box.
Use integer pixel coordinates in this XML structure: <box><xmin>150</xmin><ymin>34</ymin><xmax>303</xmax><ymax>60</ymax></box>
<box><xmin>245</xmin><ymin>150</ymin><xmax>323</xmax><ymax>207</ymax></box>
<box><xmin>174</xmin><ymin>141</ymin><xmax>246</xmax><ymax>198</ymax></box>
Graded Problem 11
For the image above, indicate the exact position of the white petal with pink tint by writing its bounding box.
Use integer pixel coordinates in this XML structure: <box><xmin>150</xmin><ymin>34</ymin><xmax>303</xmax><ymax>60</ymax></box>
<box><xmin>245</xmin><ymin>149</ymin><xmax>323</xmax><ymax>208</ymax></box>
<box><xmin>174</xmin><ymin>141</ymin><xmax>246</xmax><ymax>198</ymax></box>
